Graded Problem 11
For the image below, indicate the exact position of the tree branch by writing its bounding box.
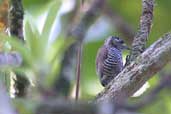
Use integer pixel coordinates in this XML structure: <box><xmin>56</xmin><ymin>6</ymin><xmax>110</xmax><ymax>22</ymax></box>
<box><xmin>69</xmin><ymin>0</ymin><xmax>105</xmax><ymax>41</ymax></box>
<box><xmin>36</xmin><ymin>98</ymin><xmax>140</xmax><ymax>114</ymax></box>
<box><xmin>128</xmin><ymin>0</ymin><xmax>154</xmax><ymax>64</ymax></box>
<box><xmin>95</xmin><ymin>33</ymin><xmax>171</xmax><ymax>103</ymax></box>
<box><xmin>36</xmin><ymin>99</ymin><xmax>96</xmax><ymax>114</ymax></box>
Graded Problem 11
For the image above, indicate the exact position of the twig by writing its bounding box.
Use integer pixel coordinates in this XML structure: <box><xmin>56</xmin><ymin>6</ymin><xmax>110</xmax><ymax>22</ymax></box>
<box><xmin>127</xmin><ymin>0</ymin><xmax>154</xmax><ymax>65</ymax></box>
<box><xmin>75</xmin><ymin>42</ymin><xmax>82</xmax><ymax>101</ymax></box>
<box><xmin>95</xmin><ymin>33</ymin><xmax>171</xmax><ymax>103</ymax></box>
<box><xmin>54</xmin><ymin>0</ymin><xmax>105</xmax><ymax>96</ymax></box>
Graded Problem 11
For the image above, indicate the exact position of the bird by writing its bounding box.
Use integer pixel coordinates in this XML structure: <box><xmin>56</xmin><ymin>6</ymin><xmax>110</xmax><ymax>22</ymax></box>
<box><xmin>96</xmin><ymin>36</ymin><xmax>129</xmax><ymax>87</ymax></box>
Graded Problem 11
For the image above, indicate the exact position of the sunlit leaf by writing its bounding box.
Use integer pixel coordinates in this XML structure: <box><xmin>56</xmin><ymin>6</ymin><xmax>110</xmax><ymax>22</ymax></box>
<box><xmin>23</xmin><ymin>0</ymin><xmax>51</xmax><ymax>17</ymax></box>
<box><xmin>41</xmin><ymin>0</ymin><xmax>61</xmax><ymax>43</ymax></box>
<box><xmin>24</xmin><ymin>19</ymin><xmax>36</xmax><ymax>51</ymax></box>
<box><xmin>45</xmin><ymin>36</ymin><xmax>75</xmax><ymax>87</ymax></box>
<box><xmin>47</xmin><ymin>36</ymin><xmax>74</xmax><ymax>63</ymax></box>
<box><xmin>24</xmin><ymin>17</ymin><xmax>43</xmax><ymax>59</ymax></box>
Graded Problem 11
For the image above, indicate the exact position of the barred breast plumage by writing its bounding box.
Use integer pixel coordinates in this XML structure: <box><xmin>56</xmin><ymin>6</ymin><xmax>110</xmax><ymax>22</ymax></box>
<box><xmin>96</xmin><ymin>36</ymin><xmax>129</xmax><ymax>87</ymax></box>
<box><xmin>100</xmin><ymin>47</ymin><xmax>123</xmax><ymax>86</ymax></box>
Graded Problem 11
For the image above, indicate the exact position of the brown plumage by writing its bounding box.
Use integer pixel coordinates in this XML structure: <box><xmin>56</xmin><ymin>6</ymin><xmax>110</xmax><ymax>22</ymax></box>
<box><xmin>96</xmin><ymin>36</ymin><xmax>129</xmax><ymax>86</ymax></box>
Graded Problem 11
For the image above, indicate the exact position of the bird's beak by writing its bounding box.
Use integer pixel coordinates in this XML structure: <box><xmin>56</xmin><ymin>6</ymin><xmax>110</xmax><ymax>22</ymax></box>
<box><xmin>121</xmin><ymin>44</ymin><xmax>130</xmax><ymax>50</ymax></box>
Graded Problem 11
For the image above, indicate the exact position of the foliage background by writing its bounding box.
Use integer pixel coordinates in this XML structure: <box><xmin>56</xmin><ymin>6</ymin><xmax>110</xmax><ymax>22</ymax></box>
<box><xmin>0</xmin><ymin>0</ymin><xmax>171</xmax><ymax>114</ymax></box>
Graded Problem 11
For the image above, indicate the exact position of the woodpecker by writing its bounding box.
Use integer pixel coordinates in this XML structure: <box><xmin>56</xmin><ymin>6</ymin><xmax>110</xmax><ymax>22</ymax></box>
<box><xmin>96</xmin><ymin>36</ymin><xmax>129</xmax><ymax>87</ymax></box>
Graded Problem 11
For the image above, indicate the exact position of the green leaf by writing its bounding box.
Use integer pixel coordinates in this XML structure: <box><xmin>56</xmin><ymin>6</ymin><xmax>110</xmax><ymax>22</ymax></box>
<box><xmin>41</xmin><ymin>0</ymin><xmax>61</xmax><ymax>42</ymax></box>
<box><xmin>23</xmin><ymin>0</ymin><xmax>50</xmax><ymax>7</ymax></box>
<box><xmin>44</xmin><ymin>36</ymin><xmax>75</xmax><ymax>87</ymax></box>
<box><xmin>46</xmin><ymin>36</ymin><xmax>74</xmax><ymax>64</ymax></box>
<box><xmin>23</xmin><ymin>0</ymin><xmax>51</xmax><ymax>16</ymax></box>
<box><xmin>24</xmin><ymin>18</ymin><xmax>36</xmax><ymax>52</ymax></box>
<box><xmin>24</xmin><ymin>16</ymin><xmax>43</xmax><ymax>59</ymax></box>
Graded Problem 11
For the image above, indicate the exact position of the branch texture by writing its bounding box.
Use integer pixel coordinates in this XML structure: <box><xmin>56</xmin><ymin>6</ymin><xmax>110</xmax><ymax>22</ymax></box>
<box><xmin>128</xmin><ymin>0</ymin><xmax>154</xmax><ymax>63</ymax></box>
<box><xmin>8</xmin><ymin>0</ymin><xmax>24</xmax><ymax>40</ymax></box>
<box><xmin>95</xmin><ymin>33</ymin><xmax>171</xmax><ymax>103</ymax></box>
<box><xmin>36</xmin><ymin>99</ymin><xmax>139</xmax><ymax>114</ymax></box>
<box><xmin>36</xmin><ymin>99</ymin><xmax>96</xmax><ymax>114</ymax></box>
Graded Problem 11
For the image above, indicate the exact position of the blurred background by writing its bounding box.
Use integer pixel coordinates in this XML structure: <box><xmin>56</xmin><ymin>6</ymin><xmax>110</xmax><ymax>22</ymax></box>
<box><xmin>0</xmin><ymin>0</ymin><xmax>171</xmax><ymax>114</ymax></box>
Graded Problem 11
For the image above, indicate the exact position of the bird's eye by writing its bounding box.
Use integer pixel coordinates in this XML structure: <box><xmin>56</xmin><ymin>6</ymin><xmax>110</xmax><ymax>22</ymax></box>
<box><xmin>119</xmin><ymin>40</ymin><xmax>124</xmax><ymax>44</ymax></box>
<box><xmin>111</xmin><ymin>36</ymin><xmax>124</xmax><ymax>44</ymax></box>
<box><xmin>115</xmin><ymin>37</ymin><xmax>124</xmax><ymax>44</ymax></box>
<box><xmin>116</xmin><ymin>37</ymin><xmax>119</xmax><ymax>40</ymax></box>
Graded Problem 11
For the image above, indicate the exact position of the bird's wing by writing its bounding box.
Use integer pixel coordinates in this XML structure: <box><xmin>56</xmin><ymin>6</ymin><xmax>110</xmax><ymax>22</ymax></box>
<box><xmin>96</xmin><ymin>45</ymin><xmax>108</xmax><ymax>78</ymax></box>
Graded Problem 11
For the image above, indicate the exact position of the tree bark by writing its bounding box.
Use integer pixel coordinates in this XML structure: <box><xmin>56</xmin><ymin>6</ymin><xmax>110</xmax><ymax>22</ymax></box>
<box><xmin>128</xmin><ymin>0</ymin><xmax>154</xmax><ymax>64</ymax></box>
<box><xmin>8</xmin><ymin>0</ymin><xmax>29</xmax><ymax>97</ymax></box>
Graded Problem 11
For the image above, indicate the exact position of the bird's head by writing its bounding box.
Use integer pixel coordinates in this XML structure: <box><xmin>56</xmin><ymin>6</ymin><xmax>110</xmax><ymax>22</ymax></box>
<box><xmin>104</xmin><ymin>36</ymin><xmax>130</xmax><ymax>50</ymax></box>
